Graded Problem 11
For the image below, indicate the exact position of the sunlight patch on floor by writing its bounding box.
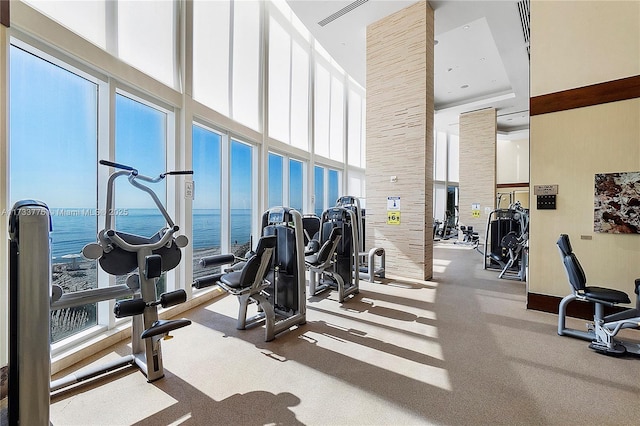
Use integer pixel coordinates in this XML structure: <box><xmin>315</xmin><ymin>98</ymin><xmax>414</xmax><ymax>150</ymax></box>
<box><xmin>301</xmin><ymin>330</ymin><xmax>452</xmax><ymax>391</ymax></box>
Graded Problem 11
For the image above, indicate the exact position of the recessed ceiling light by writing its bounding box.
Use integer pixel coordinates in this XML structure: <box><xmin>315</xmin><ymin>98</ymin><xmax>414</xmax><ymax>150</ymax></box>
<box><xmin>460</xmin><ymin>84</ymin><xmax>469</xmax><ymax>89</ymax></box>
<box><xmin>447</xmin><ymin>67</ymin><xmax>453</xmax><ymax>72</ymax></box>
<box><xmin>463</xmin><ymin>25</ymin><xmax>470</xmax><ymax>30</ymax></box>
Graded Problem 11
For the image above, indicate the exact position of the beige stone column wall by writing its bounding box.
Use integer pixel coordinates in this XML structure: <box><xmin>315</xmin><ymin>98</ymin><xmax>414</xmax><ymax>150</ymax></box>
<box><xmin>366</xmin><ymin>1</ymin><xmax>434</xmax><ymax>281</ymax></box>
<box><xmin>458</xmin><ymin>108</ymin><xmax>497</xmax><ymax>237</ymax></box>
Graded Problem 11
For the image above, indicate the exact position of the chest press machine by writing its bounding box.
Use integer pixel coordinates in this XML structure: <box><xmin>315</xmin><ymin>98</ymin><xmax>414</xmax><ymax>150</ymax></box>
<box><xmin>306</xmin><ymin>206</ymin><xmax>360</xmax><ymax>302</ymax></box>
<box><xmin>194</xmin><ymin>207</ymin><xmax>306</xmax><ymax>341</ymax></box>
<box><xmin>335</xmin><ymin>196</ymin><xmax>385</xmax><ymax>283</ymax></box>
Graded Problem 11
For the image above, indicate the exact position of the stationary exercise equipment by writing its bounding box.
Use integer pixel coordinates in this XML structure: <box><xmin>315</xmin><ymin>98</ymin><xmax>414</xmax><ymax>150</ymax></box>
<box><xmin>436</xmin><ymin>207</ymin><xmax>459</xmax><ymax>241</ymax></box>
<box><xmin>7</xmin><ymin>161</ymin><xmax>193</xmax><ymax>423</ymax></box>
<box><xmin>335</xmin><ymin>196</ymin><xmax>385</xmax><ymax>283</ymax></box>
<box><xmin>483</xmin><ymin>201</ymin><xmax>529</xmax><ymax>281</ymax></box>
<box><xmin>556</xmin><ymin>234</ymin><xmax>640</xmax><ymax>355</ymax></box>
<box><xmin>194</xmin><ymin>206</ymin><xmax>306</xmax><ymax>341</ymax></box>
<box><xmin>306</xmin><ymin>205</ymin><xmax>360</xmax><ymax>302</ymax></box>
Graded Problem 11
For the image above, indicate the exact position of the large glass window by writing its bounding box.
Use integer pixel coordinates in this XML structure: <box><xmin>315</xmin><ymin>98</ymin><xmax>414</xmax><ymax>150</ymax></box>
<box><xmin>9</xmin><ymin>44</ymin><xmax>99</xmax><ymax>342</ymax></box>
<box><xmin>314</xmin><ymin>64</ymin><xmax>330</xmax><ymax>158</ymax></box>
<box><xmin>329</xmin><ymin>76</ymin><xmax>345</xmax><ymax>162</ymax></box>
<box><xmin>268</xmin><ymin>152</ymin><xmax>284</xmax><ymax>208</ymax></box>
<box><xmin>290</xmin><ymin>41</ymin><xmax>310</xmax><ymax>150</ymax></box>
<box><xmin>268</xmin><ymin>17</ymin><xmax>291</xmax><ymax>143</ymax></box>
<box><xmin>114</xmin><ymin>93</ymin><xmax>167</xmax><ymax>236</ymax></box>
<box><xmin>230</xmin><ymin>140</ymin><xmax>253</xmax><ymax>254</ymax></box>
<box><xmin>117</xmin><ymin>0</ymin><xmax>176</xmax><ymax>87</ymax></box>
<box><xmin>24</xmin><ymin>0</ymin><xmax>107</xmax><ymax>48</ymax></box>
<box><xmin>192</xmin><ymin>124</ymin><xmax>222</xmax><ymax>280</ymax></box>
<box><xmin>193</xmin><ymin>0</ymin><xmax>231</xmax><ymax>115</ymax></box>
<box><xmin>289</xmin><ymin>159</ymin><xmax>304</xmax><ymax>212</ymax></box>
<box><xmin>448</xmin><ymin>134</ymin><xmax>460</xmax><ymax>183</ymax></box>
<box><xmin>328</xmin><ymin>169</ymin><xmax>341</xmax><ymax>206</ymax></box>
<box><xmin>232</xmin><ymin>0</ymin><xmax>261</xmax><ymax>131</ymax></box>
<box><xmin>114</xmin><ymin>93</ymin><xmax>168</xmax><ymax>297</ymax></box>
<box><xmin>268</xmin><ymin>14</ymin><xmax>310</xmax><ymax>150</ymax></box>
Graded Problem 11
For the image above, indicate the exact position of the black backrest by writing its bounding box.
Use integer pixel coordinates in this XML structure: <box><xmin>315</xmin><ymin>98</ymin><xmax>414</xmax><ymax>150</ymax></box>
<box><xmin>556</xmin><ymin>234</ymin><xmax>587</xmax><ymax>292</ymax></box>
<box><xmin>316</xmin><ymin>227</ymin><xmax>342</xmax><ymax>264</ymax></box>
<box><xmin>238</xmin><ymin>235</ymin><xmax>276</xmax><ymax>286</ymax></box>
<box><xmin>302</xmin><ymin>215</ymin><xmax>321</xmax><ymax>245</ymax></box>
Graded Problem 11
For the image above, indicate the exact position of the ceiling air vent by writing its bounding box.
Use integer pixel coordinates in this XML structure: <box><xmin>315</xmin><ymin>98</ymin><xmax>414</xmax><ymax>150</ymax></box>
<box><xmin>517</xmin><ymin>0</ymin><xmax>530</xmax><ymax>59</ymax></box>
<box><xmin>318</xmin><ymin>0</ymin><xmax>369</xmax><ymax>27</ymax></box>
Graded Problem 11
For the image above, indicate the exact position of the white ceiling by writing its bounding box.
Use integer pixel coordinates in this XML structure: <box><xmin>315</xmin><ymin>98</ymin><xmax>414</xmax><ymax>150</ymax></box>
<box><xmin>286</xmin><ymin>0</ymin><xmax>530</xmax><ymax>136</ymax></box>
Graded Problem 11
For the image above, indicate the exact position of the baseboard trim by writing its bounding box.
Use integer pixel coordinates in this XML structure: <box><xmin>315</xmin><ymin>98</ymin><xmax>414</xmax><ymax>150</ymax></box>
<box><xmin>527</xmin><ymin>292</ymin><xmax>627</xmax><ymax>320</ymax></box>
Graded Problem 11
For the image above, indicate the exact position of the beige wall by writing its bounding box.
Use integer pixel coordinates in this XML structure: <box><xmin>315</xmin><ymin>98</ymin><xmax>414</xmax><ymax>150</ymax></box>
<box><xmin>531</xmin><ymin>0</ymin><xmax>640</xmax><ymax>96</ymax></box>
<box><xmin>497</xmin><ymin>138</ymin><xmax>529</xmax><ymax>185</ymax></box>
<box><xmin>366</xmin><ymin>1</ymin><xmax>434</xmax><ymax>281</ymax></box>
<box><xmin>529</xmin><ymin>1</ymin><xmax>640</xmax><ymax>302</ymax></box>
<box><xmin>458</xmin><ymin>108</ymin><xmax>496</xmax><ymax>236</ymax></box>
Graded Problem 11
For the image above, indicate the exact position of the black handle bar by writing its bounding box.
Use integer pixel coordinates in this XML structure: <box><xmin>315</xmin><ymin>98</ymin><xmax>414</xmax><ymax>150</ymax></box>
<box><xmin>99</xmin><ymin>160</ymin><xmax>137</xmax><ymax>173</ymax></box>
<box><xmin>100</xmin><ymin>160</ymin><xmax>193</xmax><ymax>178</ymax></box>
<box><xmin>163</xmin><ymin>170</ymin><xmax>194</xmax><ymax>176</ymax></box>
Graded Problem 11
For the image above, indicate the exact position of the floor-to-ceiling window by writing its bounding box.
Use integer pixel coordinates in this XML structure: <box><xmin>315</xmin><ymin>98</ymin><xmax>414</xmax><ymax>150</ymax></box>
<box><xmin>191</xmin><ymin>124</ymin><xmax>222</xmax><ymax>280</ymax></box>
<box><xmin>314</xmin><ymin>165</ymin><xmax>325</xmax><ymax>216</ymax></box>
<box><xmin>230</xmin><ymin>139</ymin><xmax>253</xmax><ymax>254</ymax></box>
<box><xmin>2</xmin><ymin>0</ymin><xmax>368</xmax><ymax>359</ymax></box>
<box><xmin>114</xmin><ymin>92</ymin><xmax>170</xmax><ymax>297</ymax></box>
<box><xmin>268</xmin><ymin>152</ymin><xmax>284</xmax><ymax>208</ymax></box>
<box><xmin>9</xmin><ymin>44</ymin><xmax>99</xmax><ymax>342</ymax></box>
<box><xmin>289</xmin><ymin>158</ymin><xmax>304</xmax><ymax>212</ymax></box>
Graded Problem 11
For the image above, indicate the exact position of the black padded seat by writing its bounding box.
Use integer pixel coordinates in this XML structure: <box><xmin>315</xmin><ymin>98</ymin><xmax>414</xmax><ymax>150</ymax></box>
<box><xmin>557</xmin><ymin>234</ymin><xmax>630</xmax><ymax>304</ymax></box>
<box><xmin>583</xmin><ymin>286</ymin><xmax>630</xmax><ymax>304</ymax></box>
<box><xmin>220</xmin><ymin>270</ymin><xmax>244</xmax><ymax>289</ymax></box>
<box><xmin>305</xmin><ymin>227</ymin><xmax>342</xmax><ymax>267</ymax></box>
<box><xmin>219</xmin><ymin>235</ymin><xmax>276</xmax><ymax>291</ymax></box>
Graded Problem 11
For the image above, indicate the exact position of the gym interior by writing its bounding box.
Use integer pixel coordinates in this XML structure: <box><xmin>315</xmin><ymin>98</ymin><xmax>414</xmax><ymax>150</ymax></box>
<box><xmin>1</xmin><ymin>1</ymin><xmax>640</xmax><ymax>425</ymax></box>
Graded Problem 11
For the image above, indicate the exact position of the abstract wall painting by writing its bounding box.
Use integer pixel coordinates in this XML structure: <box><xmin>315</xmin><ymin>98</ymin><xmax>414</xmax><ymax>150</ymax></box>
<box><xmin>594</xmin><ymin>171</ymin><xmax>640</xmax><ymax>234</ymax></box>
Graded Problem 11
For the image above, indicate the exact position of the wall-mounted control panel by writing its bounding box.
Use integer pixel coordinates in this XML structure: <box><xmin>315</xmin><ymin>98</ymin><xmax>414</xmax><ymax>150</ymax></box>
<box><xmin>534</xmin><ymin>185</ymin><xmax>558</xmax><ymax>210</ymax></box>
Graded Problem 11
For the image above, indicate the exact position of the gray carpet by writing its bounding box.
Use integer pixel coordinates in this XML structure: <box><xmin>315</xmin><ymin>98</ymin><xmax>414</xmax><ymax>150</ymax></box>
<box><xmin>50</xmin><ymin>241</ymin><xmax>640</xmax><ymax>425</ymax></box>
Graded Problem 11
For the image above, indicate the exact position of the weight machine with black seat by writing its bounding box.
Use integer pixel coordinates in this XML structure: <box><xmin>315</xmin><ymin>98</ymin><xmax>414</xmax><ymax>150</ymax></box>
<box><xmin>307</xmin><ymin>206</ymin><xmax>359</xmax><ymax>302</ymax></box>
<box><xmin>335</xmin><ymin>196</ymin><xmax>385</xmax><ymax>283</ymax></box>
<box><xmin>7</xmin><ymin>161</ymin><xmax>192</xmax><ymax>424</ymax></box>
<box><xmin>194</xmin><ymin>207</ymin><xmax>306</xmax><ymax>341</ymax></box>
<box><xmin>556</xmin><ymin>233</ymin><xmax>640</xmax><ymax>356</ymax></box>
<box><xmin>483</xmin><ymin>201</ymin><xmax>529</xmax><ymax>281</ymax></box>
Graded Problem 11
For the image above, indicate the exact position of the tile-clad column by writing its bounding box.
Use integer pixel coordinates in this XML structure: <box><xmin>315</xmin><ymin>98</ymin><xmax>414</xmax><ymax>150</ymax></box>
<box><xmin>366</xmin><ymin>1</ymin><xmax>434</xmax><ymax>280</ymax></box>
<box><xmin>459</xmin><ymin>108</ymin><xmax>497</xmax><ymax>237</ymax></box>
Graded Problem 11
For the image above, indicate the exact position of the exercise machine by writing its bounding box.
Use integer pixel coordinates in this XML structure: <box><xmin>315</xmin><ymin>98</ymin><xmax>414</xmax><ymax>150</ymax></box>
<box><xmin>194</xmin><ymin>206</ymin><xmax>306</xmax><ymax>341</ymax></box>
<box><xmin>307</xmin><ymin>206</ymin><xmax>360</xmax><ymax>302</ymax></box>
<box><xmin>557</xmin><ymin>234</ymin><xmax>640</xmax><ymax>355</ymax></box>
<box><xmin>335</xmin><ymin>196</ymin><xmax>385</xmax><ymax>283</ymax></box>
<box><xmin>7</xmin><ymin>161</ymin><xmax>193</xmax><ymax>423</ymax></box>
<box><xmin>483</xmin><ymin>201</ymin><xmax>529</xmax><ymax>281</ymax></box>
<box><xmin>456</xmin><ymin>225</ymin><xmax>480</xmax><ymax>248</ymax></box>
<box><xmin>436</xmin><ymin>207</ymin><xmax>459</xmax><ymax>241</ymax></box>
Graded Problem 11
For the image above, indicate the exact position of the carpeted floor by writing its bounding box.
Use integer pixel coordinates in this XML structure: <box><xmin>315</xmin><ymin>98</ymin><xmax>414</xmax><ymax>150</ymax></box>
<box><xmin>49</xmin><ymin>241</ymin><xmax>640</xmax><ymax>425</ymax></box>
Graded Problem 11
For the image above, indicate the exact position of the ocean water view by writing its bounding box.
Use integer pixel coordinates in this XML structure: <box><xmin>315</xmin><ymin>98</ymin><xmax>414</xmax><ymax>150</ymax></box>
<box><xmin>49</xmin><ymin>208</ymin><xmax>252</xmax><ymax>261</ymax></box>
